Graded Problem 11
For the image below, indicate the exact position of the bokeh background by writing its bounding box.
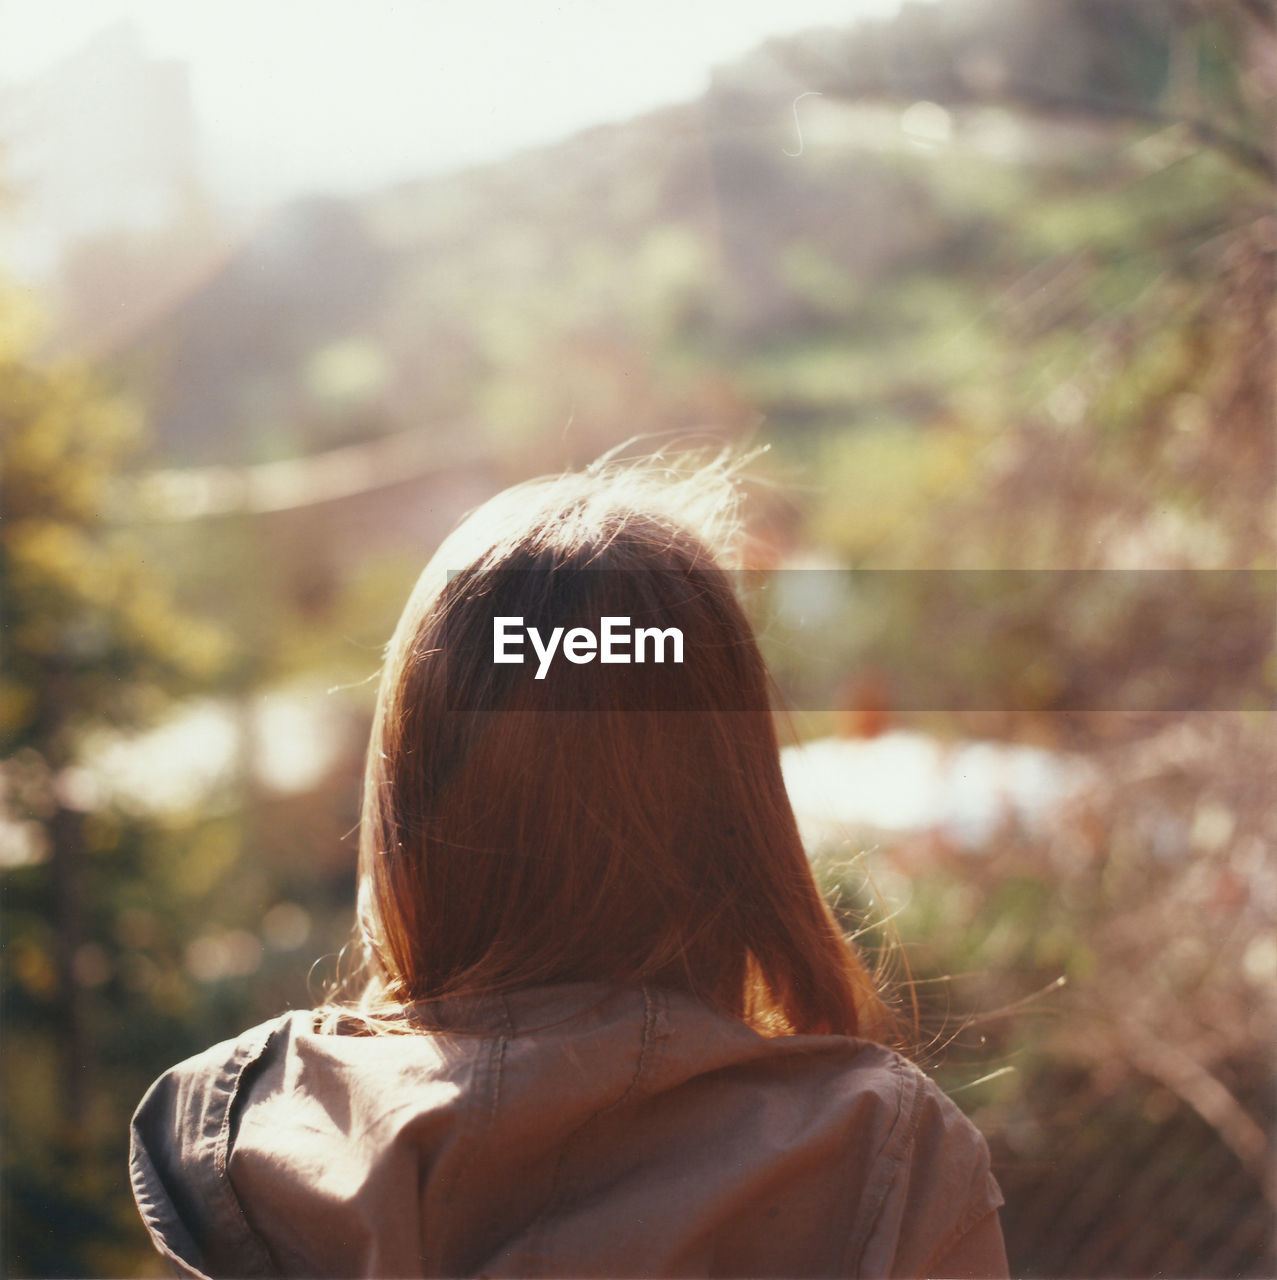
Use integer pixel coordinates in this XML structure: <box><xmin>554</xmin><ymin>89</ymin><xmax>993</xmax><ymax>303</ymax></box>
<box><xmin>2</xmin><ymin>1</ymin><xmax>1274</xmax><ymax>1275</ymax></box>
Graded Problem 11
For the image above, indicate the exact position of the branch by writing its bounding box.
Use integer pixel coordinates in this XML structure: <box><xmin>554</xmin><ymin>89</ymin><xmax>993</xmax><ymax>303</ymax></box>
<box><xmin>1116</xmin><ymin>1020</ymin><xmax>1276</xmax><ymax>1207</ymax></box>
<box><xmin>1237</xmin><ymin>0</ymin><xmax>1277</xmax><ymax>33</ymax></box>
<box><xmin>1001</xmin><ymin>80</ymin><xmax>1277</xmax><ymax>185</ymax></box>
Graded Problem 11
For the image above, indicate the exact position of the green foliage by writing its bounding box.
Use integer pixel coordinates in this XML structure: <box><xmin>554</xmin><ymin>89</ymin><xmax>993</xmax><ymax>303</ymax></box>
<box><xmin>0</xmin><ymin>288</ymin><xmax>241</xmax><ymax>1274</ymax></box>
<box><xmin>1</xmin><ymin>301</ymin><xmax>227</xmax><ymax>757</ymax></box>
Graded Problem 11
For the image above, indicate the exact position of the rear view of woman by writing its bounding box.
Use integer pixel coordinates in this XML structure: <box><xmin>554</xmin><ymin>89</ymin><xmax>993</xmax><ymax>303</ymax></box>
<box><xmin>130</xmin><ymin>457</ymin><xmax>1007</xmax><ymax>1278</ymax></box>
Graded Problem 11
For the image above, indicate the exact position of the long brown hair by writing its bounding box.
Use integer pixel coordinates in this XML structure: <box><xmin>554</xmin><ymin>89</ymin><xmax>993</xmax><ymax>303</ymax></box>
<box><xmin>332</xmin><ymin>454</ymin><xmax>895</xmax><ymax>1041</ymax></box>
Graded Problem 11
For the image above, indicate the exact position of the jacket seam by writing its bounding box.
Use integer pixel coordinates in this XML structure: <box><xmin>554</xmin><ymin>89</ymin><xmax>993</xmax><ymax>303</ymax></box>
<box><xmin>917</xmin><ymin>1206</ymin><xmax>995</xmax><ymax>1279</ymax></box>
<box><xmin>844</xmin><ymin>1050</ymin><xmax>922</xmax><ymax>1276</ymax></box>
<box><xmin>521</xmin><ymin>984</ymin><xmax>655</xmax><ymax>1276</ymax></box>
<box><xmin>213</xmin><ymin>1017</ymin><xmax>287</xmax><ymax>1276</ymax></box>
<box><xmin>915</xmin><ymin>1152</ymin><xmax>1004</xmax><ymax>1276</ymax></box>
<box><xmin>442</xmin><ymin>999</ymin><xmax>512</xmax><ymax>1206</ymax></box>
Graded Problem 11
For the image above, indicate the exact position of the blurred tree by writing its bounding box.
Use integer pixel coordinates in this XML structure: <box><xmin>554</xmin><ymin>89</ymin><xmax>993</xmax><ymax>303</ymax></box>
<box><xmin>0</xmin><ymin>279</ymin><xmax>229</xmax><ymax>1275</ymax></box>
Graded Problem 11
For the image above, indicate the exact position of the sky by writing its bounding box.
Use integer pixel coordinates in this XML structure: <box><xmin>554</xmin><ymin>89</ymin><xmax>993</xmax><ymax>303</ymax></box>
<box><xmin>1</xmin><ymin>0</ymin><xmax>907</xmax><ymax>205</ymax></box>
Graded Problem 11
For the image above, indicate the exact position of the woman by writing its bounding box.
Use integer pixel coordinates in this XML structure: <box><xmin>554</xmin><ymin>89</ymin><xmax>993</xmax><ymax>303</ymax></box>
<box><xmin>130</xmin><ymin>457</ymin><xmax>1007</xmax><ymax>1278</ymax></box>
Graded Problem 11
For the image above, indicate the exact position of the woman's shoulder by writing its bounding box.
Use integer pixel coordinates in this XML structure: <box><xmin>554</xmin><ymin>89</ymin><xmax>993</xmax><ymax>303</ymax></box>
<box><xmin>128</xmin><ymin>989</ymin><xmax>1003</xmax><ymax>1278</ymax></box>
<box><xmin>650</xmin><ymin>989</ymin><xmax>1004</xmax><ymax>1274</ymax></box>
<box><xmin>808</xmin><ymin>1039</ymin><xmax>1004</xmax><ymax>1277</ymax></box>
<box><xmin>129</xmin><ymin>1010</ymin><xmax>305</xmax><ymax>1279</ymax></box>
<box><xmin>131</xmin><ymin>1009</ymin><xmax>304</xmax><ymax>1140</ymax></box>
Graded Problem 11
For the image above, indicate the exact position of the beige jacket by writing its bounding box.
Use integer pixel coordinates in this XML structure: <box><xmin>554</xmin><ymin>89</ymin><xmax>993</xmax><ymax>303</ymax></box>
<box><xmin>130</xmin><ymin>982</ymin><xmax>1006</xmax><ymax>1278</ymax></box>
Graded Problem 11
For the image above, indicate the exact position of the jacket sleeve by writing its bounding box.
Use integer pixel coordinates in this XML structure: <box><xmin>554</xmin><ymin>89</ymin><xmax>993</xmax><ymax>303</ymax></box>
<box><xmin>129</xmin><ymin>1018</ymin><xmax>285</xmax><ymax>1279</ymax></box>
<box><xmin>850</xmin><ymin>1059</ymin><xmax>1007</xmax><ymax>1279</ymax></box>
<box><xmin>922</xmin><ymin>1210</ymin><xmax>1009</xmax><ymax>1279</ymax></box>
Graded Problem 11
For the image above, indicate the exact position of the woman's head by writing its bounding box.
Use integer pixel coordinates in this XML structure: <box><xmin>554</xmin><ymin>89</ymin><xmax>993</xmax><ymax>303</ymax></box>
<box><xmin>347</xmin><ymin>454</ymin><xmax>890</xmax><ymax>1039</ymax></box>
